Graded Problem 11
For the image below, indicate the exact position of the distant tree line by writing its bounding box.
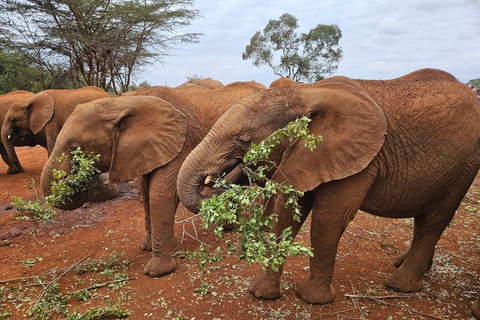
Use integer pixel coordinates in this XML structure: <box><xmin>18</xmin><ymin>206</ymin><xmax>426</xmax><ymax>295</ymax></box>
<box><xmin>0</xmin><ymin>0</ymin><xmax>201</xmax><ymax>94</ymax></box>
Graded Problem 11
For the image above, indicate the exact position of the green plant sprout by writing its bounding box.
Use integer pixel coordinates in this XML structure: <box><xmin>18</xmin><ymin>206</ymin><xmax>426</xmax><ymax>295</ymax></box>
<box><xmin>11</xmin><ymin>147</ymin><xmax>100</xmax><ymax>222</ymax></box>
<box><xmin>198</xmin><ymin>116</ymin><xmax>322</xmax><ymax>272</ymax></box>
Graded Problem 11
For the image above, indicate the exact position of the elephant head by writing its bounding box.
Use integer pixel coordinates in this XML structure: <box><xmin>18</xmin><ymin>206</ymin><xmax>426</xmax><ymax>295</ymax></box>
<box><xmin>1</xmin><ymin>93</ymin><xmax>47</xmax><ymax>173</ymax></box>
<box><xmin>1</xmin><ymin>87</ymin><xmax>109</xmax><ymax>173</ymax></box>
<box><xmin>177</xmin><ymin>81</ymin><xmax>387</xmax><ymax>213</ymax></box>
<box><xmin>41</xmin><ymin>95</ymin><xmax>187</xmax><ymax>210</ymax></box>
<box><xmin>0</xmin><ymin>91</ymin><xmax>35</xmax><ymax>173</ymax></box>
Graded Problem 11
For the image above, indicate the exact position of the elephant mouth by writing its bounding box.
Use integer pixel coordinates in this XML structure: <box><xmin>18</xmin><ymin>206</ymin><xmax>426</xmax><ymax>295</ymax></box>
<box><xmin>7</xmin><ymin>131</ymin><xmax>35</xmax><ymax>145</ymax></box>
<box><xmin>200</xmin><ymin>160</ymin><xmax>246</xmax><ymax>197</ymax></box>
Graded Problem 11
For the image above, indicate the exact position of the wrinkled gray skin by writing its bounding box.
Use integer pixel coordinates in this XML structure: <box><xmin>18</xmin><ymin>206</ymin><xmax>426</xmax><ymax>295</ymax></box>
<box><xmin>177</xmin><ymin>69</ymin><xmax>480</xmax><ymax>304</ymax></box>
<box><xmin>40</xmin><ymin>82</ymin><xmax>266</xmax><ymax>278</ymax></box>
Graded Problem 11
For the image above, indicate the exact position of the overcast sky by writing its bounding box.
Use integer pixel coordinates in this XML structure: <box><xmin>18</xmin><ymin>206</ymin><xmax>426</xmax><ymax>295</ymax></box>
<box><xmin>139</xmin><ymin>0</ymin><xmax>480</xmax><ymax>87</ymax></box>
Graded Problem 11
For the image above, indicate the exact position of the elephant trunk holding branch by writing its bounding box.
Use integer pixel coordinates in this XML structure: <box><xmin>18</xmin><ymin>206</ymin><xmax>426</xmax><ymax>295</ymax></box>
<box><xmin>177</xmin><ymin>68</ymin><xmax>480</xmax><ymax>304</ymax></box>
<box><xmin>0</xmin><ymin>90</ymin><xmax>35</xmax><ymax>174</ymax></box>
<box><xmin>40</xmin><ymin>81</ymin><xmax>266</xmax><ymax>277</ymax></box>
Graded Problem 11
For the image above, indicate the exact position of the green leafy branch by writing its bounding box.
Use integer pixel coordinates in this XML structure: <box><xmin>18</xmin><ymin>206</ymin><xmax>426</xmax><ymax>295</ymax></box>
<box><xmin>11</xmin><ymin>147</ymin><xmax>100</xmax><ymax>222</ymax></box>
<box><xmin>198</xmin><ymin>116</ymin><xmax>322</xmax><ymax>272</ymax></box>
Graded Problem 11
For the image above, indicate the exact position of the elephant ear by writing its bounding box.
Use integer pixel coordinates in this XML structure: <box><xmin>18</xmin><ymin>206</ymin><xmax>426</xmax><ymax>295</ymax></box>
<box><xmin>273</xmin><ymin>82</ymin><xmax>387</xmax><ymax>192</ymax></box>
<box><xmin>27</xmin><ymin>91</ymin><xmax>55</xmax><ymax>134</ymax></box>
<box><xmin>109</xmin><ymin>96</ymin><xmax>187</xmax><ymax>183</ymax></box>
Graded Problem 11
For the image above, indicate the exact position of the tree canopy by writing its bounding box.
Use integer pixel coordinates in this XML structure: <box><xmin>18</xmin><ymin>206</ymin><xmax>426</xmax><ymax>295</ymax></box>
<box><xmin>0</xmin><ymin>49</ymin><xmax>44</xmax><ymax>94</ymax></box>
<box><xmin>242</xmin><ymin>13</ymin><xmax>343</xmax><ymax>82</ymax></box>
<box><xmin>0</xmin><ymin>0</ymin><xmax>201</xmax><ymax>94</ymax></box>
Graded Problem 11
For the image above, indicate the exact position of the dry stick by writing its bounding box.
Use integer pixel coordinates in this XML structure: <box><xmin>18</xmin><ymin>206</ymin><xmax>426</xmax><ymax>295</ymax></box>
<box><xmin>350</xmin><ymin>283</ymin><xmax>366</xmax><ymax>320</ymax></box>
<box><xmin>345</xmin><ymin>293</ymin><xmax>421</xmax><ymax>300</ymax></box>
<box><xmin>317</xmin><ymin>308</ymin><xmax>358</xmax><ymax>316</ymax></box>
<box><xmin>0</xmin><ymin>282</ymin><xmax>49</xmax><ymax>292</ymax></box>
<box><xmin>353</xmin><ymin>296</ymin><xmax>447</xmax><ymax>320</ymax></box>
<box><xmin>36</xmin><ymin>254</ymin><xmax>90</xmax><ymax>304</ymax></box>
<box><xmin>69</xmin><ymin>278</ymin><xmax>134</xmax><ymax>296</ymax></box>
<box><xmin>0</xmin><ymin>256</ymin><xmax>104</xmax><ymax>284</ymax></box>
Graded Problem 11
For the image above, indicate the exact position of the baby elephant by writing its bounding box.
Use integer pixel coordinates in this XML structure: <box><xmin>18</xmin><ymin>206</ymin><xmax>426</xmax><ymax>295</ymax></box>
<box><xmin>177</xmin><ymin>68</ymin><xmax>480</xmax><ymax>304</ymax></box>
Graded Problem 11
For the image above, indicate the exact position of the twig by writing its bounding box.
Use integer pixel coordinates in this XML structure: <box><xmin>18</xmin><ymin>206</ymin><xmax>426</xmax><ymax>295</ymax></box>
<box><xmin>317</xmin><ymin>308</ymin><xmax>357</xmax><ymax>316</ymax></box>
<box><xmin>0</xmin><ymin>274</ymin><xmax>51</xmax><ymax>284</ymax></box>
<box><xmin>371</xmin><ymin>297</ymin><xmax>446</xmax><ymax>320</ymax></box>
<box><xmin>350</xmin><ymin>283</ymin><xmax>366</xmax><ymax>320</ymax></box>
<box><xmin>356</xmin><ymin>234</ymin><xmax>377</xmax><ymax>242</ymax></box>
<box><xmin>0</xmin><ymin>281</ymin><xmax>49</xmax><ymax>292</ymax></box>
<box><xmin>69</xmin><ymin>278</ymin><xmax>134</xmax><ymax>296</ymax></box>
<box><xmin>36</xmin><ymin>254</ymin><xmax>90</xmax><ymax>304</ymax></box>
<box><xmin>0</xmin><ymin>256</ymin><xmax>114</xmax><ymax>284</ymax></box>
<box><xmin>345</xmin><ymin>293</ymin><xmax>422</xmax><ymax>300</ymax></box>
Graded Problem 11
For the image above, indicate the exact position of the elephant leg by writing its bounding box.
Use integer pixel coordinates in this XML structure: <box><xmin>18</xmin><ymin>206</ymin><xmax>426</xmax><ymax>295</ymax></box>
<box><xmin>297</xmin><ymin>171</ymin><xmax>375</xmax><ymax>304</ymax></box>
<box><xmin>0</xmin><ymin>143</ymin><xmax>21</xmax><ymax>174</ymax></box>
<box><xmin>143</xmin><ymin>166</ymin><xmax>179</xmax><ymax>277</ymax></box>
<box><xmin>394</xmin><ymin>239</ymin><xmax>432</xmax><ymax>270</ymax></box>
<box><xmin>249</xmin><ymin>192</ymin><xmax>313</xmax><ymax>300</ymax></box>
<box><xmin>386</xmin><ymin>163</ymin><xmax>479</xmax><ymax>292</ymax></box>
<box><xmin>472</xmin><ymin>298</ymin><xmax>480</xmax><ymax>320</ymax></box>
<box><xmin>140</xmin><ymin>175</ymin><xmax>152</xmax><ymax>252</ymax></box>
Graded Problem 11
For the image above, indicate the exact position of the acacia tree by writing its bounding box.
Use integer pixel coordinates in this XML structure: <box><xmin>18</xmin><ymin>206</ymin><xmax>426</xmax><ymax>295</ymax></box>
<box><xmin>242</xmin><ymin>13</ymin><xmax>342</xmax><ymax>82</ymax></box>
<box><xmin>0</xmin><ymin>0</ymin><xmax>201</xmax><ymax>94</ymax></box>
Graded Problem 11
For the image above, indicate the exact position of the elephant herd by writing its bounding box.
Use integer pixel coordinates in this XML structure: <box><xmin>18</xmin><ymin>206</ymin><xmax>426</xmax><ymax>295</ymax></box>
<box><xmin>1</xmin><ymin>69</ymin><xmax>479</xmax><ymax>317</ymax></box>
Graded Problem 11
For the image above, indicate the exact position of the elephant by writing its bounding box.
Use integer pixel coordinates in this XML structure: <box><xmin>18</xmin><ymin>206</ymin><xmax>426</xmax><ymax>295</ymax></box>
<box><xmin>1</xmin><ymin>86</ymin><xmax>110</xmax><ymax>173</ymax></box>
<box><xmin>269</xmin><ymin>76</ymin><xmax>295</xmax><ymax>88</ymax></box>
<box><xmin>40</xmin><ymin>81</ymin><xmax>266</xmax><ymax>278</ymax></box>
<box><xmin>177</xmin><ymin>68</ymin><xmax>480</xmax><ymax>304</ymax></box>
<box><xmin>176</xmin><ymin>77</ymin><xmax>224</xmax><ymax>89</ymax></box>
<box><xmin>470</xmin><ymin>82</ymin><xmax>480</xmax><ymax>319</ymax></box>
<box><xmin>0</xmin><ymin>90</ymin><xmax>35</xmax><ymax>173</ymax></box>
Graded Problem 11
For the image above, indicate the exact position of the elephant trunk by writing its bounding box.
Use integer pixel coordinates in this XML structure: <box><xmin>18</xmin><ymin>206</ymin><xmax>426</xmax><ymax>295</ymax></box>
<box><xmin>1</xmin><ymin>126</ymin><xmax>24</xmax><ymax>173</ymax></box>
<box><xmin>177</xmin><ymin>149</ymin><xmax>209</xmax><ymax>214</ymax></box>
<box><xmin>177</xmin><ymin>140</ymin><xmax>246</xmax><ymax>214</ymax></box>
<box><xmin>41</xmin><ymin>151</ymin><xmax>90</xmax><ymax>210</ymax></box>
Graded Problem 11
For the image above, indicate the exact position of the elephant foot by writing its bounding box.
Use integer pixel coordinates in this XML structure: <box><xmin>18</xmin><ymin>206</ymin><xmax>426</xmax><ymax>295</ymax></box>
<box><xmin>143</xmin><ymin>255</ymin><xmax>176</xmax><ymax>278</ymax></box>
<box><xmin>394</xmin><ymin>251</ymin><xmax>433</xmax><ymax>271</ymax></box>
<box><xmin>7</xmin><ymin>167</ymin><xmax>20</xmax><ymax>174</ymax></box>
<box><xmin>248</xmin><ymin>273</ymin><xmax>282</xmax><ymax>300</ymax></box>
<box><xmin>140</xmin><ymin>233</ymin><xmax>152</xmax><ymax>251</ymax></box>
<box><xmin>385</xmin><ymin>268</ymin><xmax>423</xmax><ymax>292</ymax></box>
<box><xmin>296</xmin><ymin>279</ymin><xmax>336</xmax><ymax>304</ymax></box>
<box><xmin>472</xmin><ymin>298</ymin><xmax>480</xmax><ymax>320</ymax></box>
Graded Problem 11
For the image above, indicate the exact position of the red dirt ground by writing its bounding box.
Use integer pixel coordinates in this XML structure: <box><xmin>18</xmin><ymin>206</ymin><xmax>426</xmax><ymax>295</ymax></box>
<box><xmin>0</xmin><ymin>145</ymin><xmax>479</xmax><ymax>319</ymax></box>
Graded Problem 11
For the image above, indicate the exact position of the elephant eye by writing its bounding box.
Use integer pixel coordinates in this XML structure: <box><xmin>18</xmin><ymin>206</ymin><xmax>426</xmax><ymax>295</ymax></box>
<box><xmin>238</xmin><ymin>138</ymin><xmax>252</xmax><ymax>147</ymax></box>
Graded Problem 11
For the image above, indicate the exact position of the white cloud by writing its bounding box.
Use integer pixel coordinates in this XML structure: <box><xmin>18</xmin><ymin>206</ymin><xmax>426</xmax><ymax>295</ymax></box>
<box><xmin>139</xmin><ymin>0</ymin><xmax>480</xmax><ymax>86</ymax></box>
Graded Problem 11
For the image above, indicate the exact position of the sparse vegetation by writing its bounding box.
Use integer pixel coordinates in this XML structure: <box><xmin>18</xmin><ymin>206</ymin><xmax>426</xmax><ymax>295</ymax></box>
<box><xmin>0</xmin><ymin>253</ymin><xmax>131</xmax><ymax>320</ymax></box>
